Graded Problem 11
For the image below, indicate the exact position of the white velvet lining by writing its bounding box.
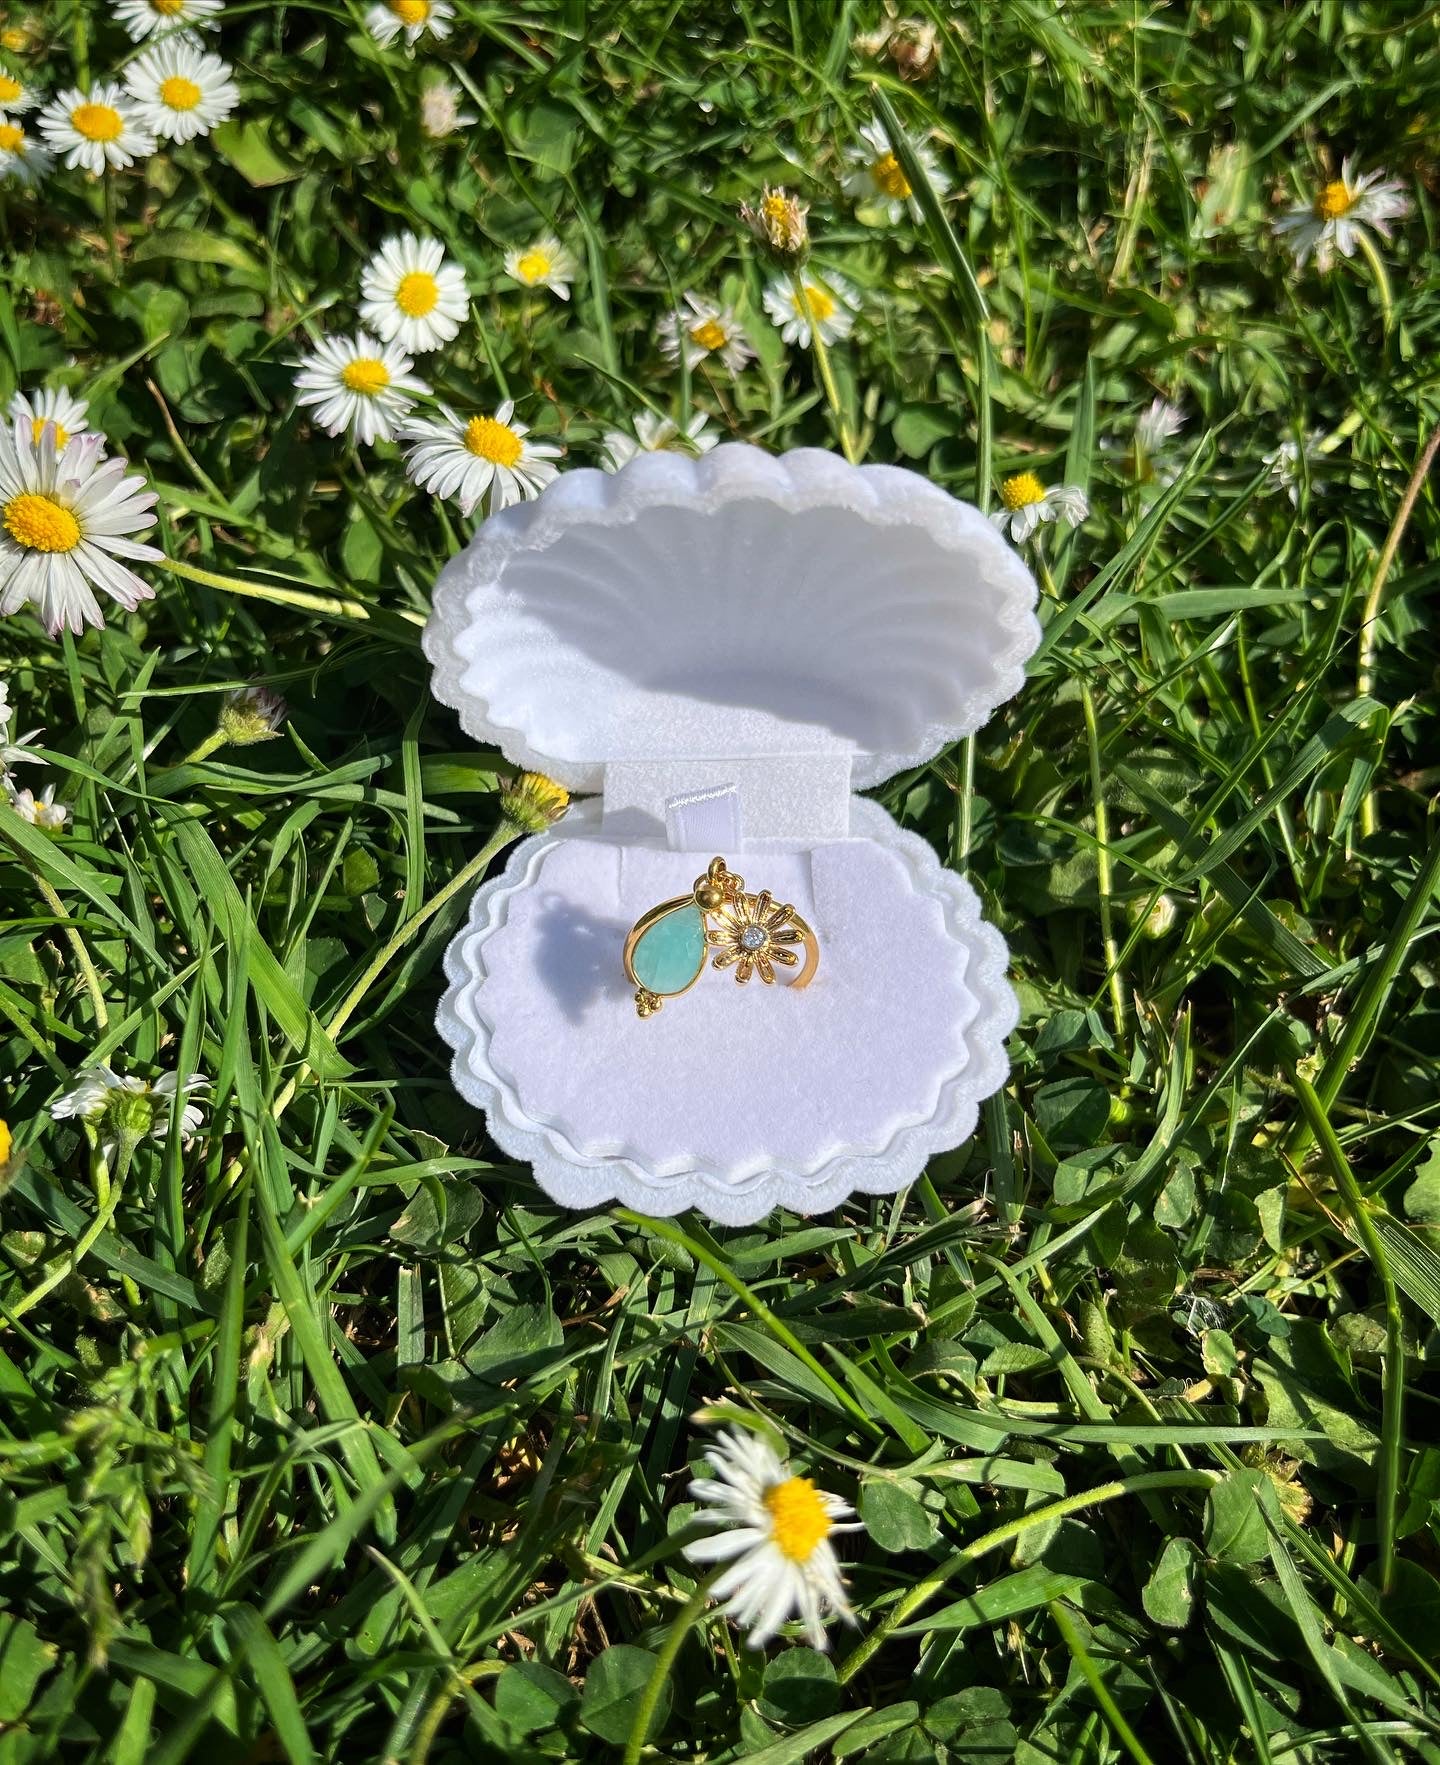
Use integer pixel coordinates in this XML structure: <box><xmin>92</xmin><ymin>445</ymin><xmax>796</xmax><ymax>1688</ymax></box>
<box><xmin>604</xmin><ymin>755</ymin><xmax>853</xmax><ymax>843</ymax></box>
<box><xmin>663</xmin><ymin>781</ymin><xmax>741</xmax><ymax>851</ymax></box>
<box><xmin>423</xmin><ymin>446</ymin><xmax>1041</xmax><ymax>791</ymax></box>
<box><xmin>436</xmin><ymin>798</ymin><xmax>1019</xmax><ymax>1223</ymax></box>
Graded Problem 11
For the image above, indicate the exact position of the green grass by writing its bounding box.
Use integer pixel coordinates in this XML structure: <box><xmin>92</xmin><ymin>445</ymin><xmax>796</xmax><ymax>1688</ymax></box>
<box><xmin>2</xmin><ymin>0</ymin><xmax>1440</xmax><ymax>1760</ymax></box>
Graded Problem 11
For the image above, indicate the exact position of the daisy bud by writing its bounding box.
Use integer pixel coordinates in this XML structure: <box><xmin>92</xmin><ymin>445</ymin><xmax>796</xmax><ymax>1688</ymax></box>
<box><xmin>499</xmin><ymin>771</ymin><xmax>570</xmax><ymax>834</ymax></box>
<box><xmin>418</xmin><ymin>76</ymin><xmax>476</xmax><ymax>140</ymax></box>
<box><xmin>218</xmin><ymin>685</ymin><xmax>288</xmax><ymax>747</ymax></box>
<box><xmin>888</xmin><ymin>21</ymin><xmax>940</xmax><ymax>80</ymax></box>
<box><xmin>107</xmin><ymin>1085</ymin><xmax>156</xmax><ymax>1147</ymax></box>
<box><xmin>1139</xmin><ymin>893</ymin><xmax>1178</xmax><ymax>939</ymax></box>
<box><xmin>740</xmin><ymin>186</ymin><xmax>811</xmax><ymax>267</ymax></box>
<box><xmin>856</xmin><ymin>16</ymin><xmax>941</xmax><ymax>81</ymax></box>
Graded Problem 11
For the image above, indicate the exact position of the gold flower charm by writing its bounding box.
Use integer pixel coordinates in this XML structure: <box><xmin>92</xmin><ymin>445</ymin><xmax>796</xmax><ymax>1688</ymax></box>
<box><xmin>623</xmin><ymin>857</ymin><xmax>820</xmax><ymax>1016</ymax></box>
<box><xmin>707</xmin><ymin>888</ymin><xmax>806</xmax><ymax>985</ymax></box>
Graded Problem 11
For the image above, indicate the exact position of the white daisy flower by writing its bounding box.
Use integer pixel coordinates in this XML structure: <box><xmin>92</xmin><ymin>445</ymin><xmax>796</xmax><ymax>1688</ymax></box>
<box><xmin>8</xmin><ymin>386</ymin><xmax>88</xmax><ymax>453</ymax></box>
<box><xmin>842</xmin><ymin>116</ymin><xmax>948</xmax><ymax>222</ymax></box>
<box><xmin>682</xmin><ymin>1428</ymin><xmax>860</xmax><ymax>1651</ymax></box>
<box><xmin>400</xmin><ymin>400</ymin><xmax>560</xmax><ymax>517</ymax></box>
<box><xmin>292</xmin><ymin>332</ymin><xmax>428</xmax><ymax>447</ymax></box>
<box><xmin>503</xmin><ymin>235</ymin><xmax>578</xmax><ymax>301</ymax></box>
<box><xmin>1102</xmin><ymin>397</ymin><xmax>1185</xmax><ymax>494</ymax></box>
<box><xmin>115</xmin><ymin>0</ymin><xmax>224</xmax><ymax>41</ymax></box>
<box><xmin>0</xmin><ymin>66</ymin><xmax>42</xmax><ymax>115</ymax></box>
<box><xmin>1134</xmin><ymin>397</ymin><xmax>1185</xmax><ymax>456</ymax></box>
<box><xmin>1263</xmin><ymin>433</ymin><xmax>1325</xmax><ymax>507</ymax></box>
<box><xmin>0</xmin><ymin>680</ymin><xmax>44</xmax><ymax>775</ymax></box>
<box><xmin>359</xmin><ymin>233</ymin><xmax>469</xmax><ymax>354</ymax></box>
<box><xmin>762</xmin><ymin>272</ymin><xmax>860</xmax><ymax>348</ymax></box>
<box><xmin>0</xmin><ymin>423</ymin><xmax>161</xmax><ymax>637</ymax></box>
<box><xmin>657</xmin><ymin>293</ymin><xmax>755</xmax><ymax>375</ymax></box>
<box><xmin>418</xmin><ymin>75</ymin><xmax>475</xmax><ymax>139</ymax></box>
<box><xmin>37</xmin><ymin>85</ymin><xmax>156</xmax><ymax>175</ymax></box>
<box><xmin>8</xmin><ymin>779</ymin><xmax>67</xmax><ymax>831</ymax></box>
<box><xmin>991</xmin><ymin>471</ymin><xmax>1089</xmax><ymax>544</ymax></box>
<box><xmin>365</xmin><ymin>0</ymin><xmax>454</xmax><ymax>50</ymax></box>
<box><xmin>1273</xmin><ymin>158</ymin><xmax>1412</xmax><ymax>273</ymax></box>
<box><xmin>51</xmin><ymin>1064</ymin><xmax>206</xmax><ymax>1160</ymax></box>
<box><xmin>599</xmin><ymin>411</ymin><xmax>718</xmax><ymax>472</ymax></box>
<box><xmin>123</xmin><ymin>41</ymin><xmax>239</xmax><ymax>143</ymax></box>
<box><xmin>0</xmin><ymin>116</ymin><xmax>52</xmax><ymax>186</ymax></box>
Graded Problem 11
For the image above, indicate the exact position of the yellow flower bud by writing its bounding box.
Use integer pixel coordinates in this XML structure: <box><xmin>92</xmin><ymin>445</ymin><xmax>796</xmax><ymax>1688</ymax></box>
<box><xmin>499</xmin><ymin>771</ymin><xmax>570</xmax><ymax>833</ymax></box>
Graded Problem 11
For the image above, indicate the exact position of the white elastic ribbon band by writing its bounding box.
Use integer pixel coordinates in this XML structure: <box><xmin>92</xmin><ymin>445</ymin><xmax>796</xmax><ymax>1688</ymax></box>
<box><xmin>665</xmin><ymin>783</ymin><xmax>741</xmax><ymax>853</ymax></box>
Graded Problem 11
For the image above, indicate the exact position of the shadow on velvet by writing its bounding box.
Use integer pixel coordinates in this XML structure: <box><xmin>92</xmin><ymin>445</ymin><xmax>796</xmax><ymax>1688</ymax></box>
<box><xmin>533</xmin><ymin>895</ymin><xmax>632</xmax><ymax>1025</ymax></box>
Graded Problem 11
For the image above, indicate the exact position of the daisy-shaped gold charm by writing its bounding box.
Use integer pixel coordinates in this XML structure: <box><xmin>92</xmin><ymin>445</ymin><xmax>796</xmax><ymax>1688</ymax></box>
<box><xmin>623</xmin><ymin>857</ymin><xmax>820</xmax><ymax>1016</ymax></box>
<box><xmin>707</xmin><ymin>886</ymin><xmax>805</xmax><ymax>985</ymax></box>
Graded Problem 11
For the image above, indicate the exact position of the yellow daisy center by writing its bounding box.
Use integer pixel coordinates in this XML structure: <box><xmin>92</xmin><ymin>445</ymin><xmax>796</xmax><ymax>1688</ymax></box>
<box><xmin>72</xmin><ymin>102</ymin><xmax>124</xmax><ymax>143</ymax></box>
<box><xmin>395</xmin><ymin>269</ymin><xmax>440</xmax><ymax>317</ymax></box>
<box><xmin>30</xmin><ymin>417</ymin><xmax>69</xmax><ymax>448</ymax></box>
<box><xmin>0</xmin><ymin>121</ymin><xmax>23</xmax><ymax>152</ymax></box>
<box><xmin>4</xmin><ymin>492</ymin><xmax>82</xmax><ymax>554</ymax></box>
<box><xmin>1001</xmin><ymin>471</ymin><xmax>1045</xmax><ymax>510</ymax></box>
<box><xmin>1315</xmin><ymin>180</ymin><xmax>1353</xmax><ymax>221</ymax></box>
<box><xmin>0</xmin><ymin>30</ymin><xmax>27</xmax><ymax>51</ymax></box>
<box><xmin>159</xmin><ymin>75</ymin><xmax>202</xmax><ymax>111</ymax></box>
<box><xmin>152</xmin><ymin>0</ymin><xmax>188</xmax><ymax>13</ymax></box>
<box><xmin>794</xmin><ymin>283</ymin><xmax>836</xmax><ymax>323</ymax></box>
<box><xmin>391</xmin><ymin>0</ymin><xmax>430</xmax><ymax>23</ymax></box>
<box><xmin>515</xmin><ymin>248</ymin><xmax>552</xmax><ymax>285</ymax></box>
<box><xmin>763</xmin><ymin>1476</ymin><xmax>832</xmax><ymax>1563</ymax></box>
<box><xmin>689</xmin><ymin>316</ymin><xmax>728</xmax><ymax>352</ymax></box>
<box><xmin>872</xmin><ymin>151</ymin><xmax>911</xmax><ymax>200</ymax></box>
<box><xmin>761</xmin><ymin>192</ymin><xmax>792</xmax><ymax>227</ymax></box>
<box><xmin>0</xmin><ymin>75</ymin><xmax>22</xmax><ymax>103</ymax></box>
<box><xmin>340</xmin><ymin>357</ymin><xmax>390</xmax><ymax>396</ymax></box>
<box><xmin>463</xmin><ymin>416</ymin><xmax>523</xmax><ymax>467</ymax></box>
<box><xmin>0</xmin><ymin>1119</ymin><xmax>10</xmax><ymax>1166</ymax></box>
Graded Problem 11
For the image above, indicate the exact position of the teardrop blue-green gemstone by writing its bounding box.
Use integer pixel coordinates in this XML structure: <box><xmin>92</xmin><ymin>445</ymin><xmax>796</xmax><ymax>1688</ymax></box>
<box><xmin>631</xmin><ymin>904</ymin><xmax>707</xmax><ymax>996</ymax></box>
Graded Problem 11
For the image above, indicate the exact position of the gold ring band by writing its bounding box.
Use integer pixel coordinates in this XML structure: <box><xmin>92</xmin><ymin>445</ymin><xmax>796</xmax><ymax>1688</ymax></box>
<box><xmin>624</xmin><ymin>856</ymin><xmax>820</xmax><ymax>1018</ymax></box>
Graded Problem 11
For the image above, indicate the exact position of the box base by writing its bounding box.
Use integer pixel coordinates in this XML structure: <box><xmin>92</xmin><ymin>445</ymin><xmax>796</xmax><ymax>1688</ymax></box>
<box><xmin>437</xmin><ymin>798</ymin><xmax>1017</xmax><ymax>1224</ymax></box>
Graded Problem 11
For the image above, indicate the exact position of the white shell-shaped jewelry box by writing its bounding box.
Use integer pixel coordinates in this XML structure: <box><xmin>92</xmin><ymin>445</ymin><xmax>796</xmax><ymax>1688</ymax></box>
<box><xmin>424</xmin><ymin>445</ymin><xmax>1039</xmax><ymax>1225</ymax></box>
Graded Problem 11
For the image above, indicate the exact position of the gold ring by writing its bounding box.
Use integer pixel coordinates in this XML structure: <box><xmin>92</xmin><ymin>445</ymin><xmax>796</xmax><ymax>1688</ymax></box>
<box><xmin>624</xmin><ymin>856</ymin><xmax>820</xmax><ymax>1018</ymax></box>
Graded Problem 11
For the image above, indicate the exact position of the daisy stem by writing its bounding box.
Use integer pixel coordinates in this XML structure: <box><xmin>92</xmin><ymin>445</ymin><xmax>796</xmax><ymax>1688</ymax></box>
<box><xmin>102</xmin><ymin>173</ymin><xmax>119</xmax><ymax>278</ymax></box>
<box><xmin>182</xmin><ymin>730</ymin><xmax>228</xmax><ymax>767</ymax></box>
<box><xmin>158</xmin><ymin>556</ymin><xmax>419</xmax><ymax>629</ymax></box>
<box><xmin>614</xmin><ymin>1209</ymin><xmax>883</xmax><ymax>1440</ymax></box>
<box><xmin>227</xmin><ymin>819</ymin><xmax>522</xmax><ymax>1165</ymax></box>
<box><xmin>320</xmin><ymin>821</ymin><xmax>520</xmax><ymax>1047</ymax></box>
<box><xmin>9</xmin><ymin>1160</ymin><xmax>125</xmax><ymax>1321</ymax></box>
<box><xmin>1079</xmin><ymin>681</ymin><xmax>1126</xmax><ymax>1038</ymax></box>
<box><xmin>793</xmin><ymin>272</ymin><xmax>860</xmax><ymax>464</ymax></box>
<box><xmin>70</xmin><ymin>0</ymin><xmax>89</xmax><ymax>86</ymax></box>
<box><xmin>1357</xmin><ymin>423</ymin><xmax>1440</xmax><ymax>838</ymax></box>
<box><xmin>621</xmin><ymin>1571</ymin><xmax>720</xmax><ymax>1765</ymax></box>
<box><xmin>28</xmin><ymin>866</ymin><xmax>109</xmax><ymax>1034</ymax></box>
<box><xmin>91</xmin><ymin>1139</ymin><xmax>111</xmax><ymax>1214</ymax></box>
<box><xmin>1354</xmin><ymin>229</ymin><xmax>1395</xmax><ymax>335</ymax></box>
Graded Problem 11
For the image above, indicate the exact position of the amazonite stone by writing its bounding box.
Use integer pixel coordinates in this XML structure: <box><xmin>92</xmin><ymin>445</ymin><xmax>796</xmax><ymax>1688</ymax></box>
<box><xmin>632</xmin><ymin>905</ymin><xmax>706</xmax><ymax>996</ymax></box>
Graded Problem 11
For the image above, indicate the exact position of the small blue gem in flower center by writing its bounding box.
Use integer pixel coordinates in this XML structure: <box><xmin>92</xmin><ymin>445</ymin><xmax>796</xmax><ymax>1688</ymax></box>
<box><xmin>739</xmin><ymin>926</ymin><xmax>768</xmax><ymax>951</ymax></box>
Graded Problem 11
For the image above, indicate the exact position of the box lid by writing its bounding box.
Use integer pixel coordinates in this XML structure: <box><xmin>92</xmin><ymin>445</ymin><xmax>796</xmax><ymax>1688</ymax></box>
<box><xmin>423</xmin><ymin>444</ymin><xmax>1040</xmax><ymax>792</ymax></box>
